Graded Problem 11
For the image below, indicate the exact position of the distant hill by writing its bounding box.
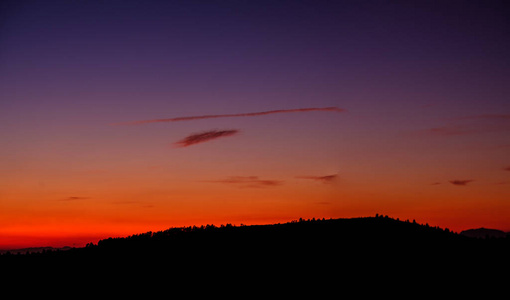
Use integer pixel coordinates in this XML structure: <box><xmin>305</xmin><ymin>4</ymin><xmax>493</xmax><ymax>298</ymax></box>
<box><xmin>460</xmin><ymin>228</ymin><xmax>509</xmax><ymax>239</ymax></box>
<box><xmin>0</xmin><ymin>246</ymin><xmax>71</xmax><ymax>255</ymax></box>
<box><xmin>2</xmin><ymin>216</ymin><xmax>509</xmax><ymax>269</ymax></box>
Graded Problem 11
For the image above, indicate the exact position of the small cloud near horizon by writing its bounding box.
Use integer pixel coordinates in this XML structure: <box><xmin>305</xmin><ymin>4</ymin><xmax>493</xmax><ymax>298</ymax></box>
<box><xmin>426</xmin><ymin>126</ymin><xmax>474</xmax><ymax>136</ymax></box>
<box><xmin>203</xmin><ymin>176</ymin><xmax>283</xmax><ymax>188</ymax></box>
<box><xmin>175</xmin><ymin>130</ymin><xmax>239</xmax><ymax>147</ymax></box>
<box><xmin>295</xmin><ymin>174</ymin><xmax>338</xmax><ymax>183</ymax></box>
<box><xmin>59</xmin><ymin>196</ymin><xmax>90</xmax><ymax>201</ymax></box>
<box><xmin>451</xmin><ymin>114</ymin><xmax>510</xmax><ymax>121</ymax></box>
<box><xmin>315</xmin><ymin>201</ymin><xmax>331</xmax><ymax>205</ymax></box>
<box><xmin>111</xmin><ymin>200</ymin><xmax>154</xmax><ymax>208</ymax></box>
<box><xmin>449</xmin><ymin>180</ymin><xmax>474</xmax><ymax>186</ymax></box>
<box><xmin>417</xmin><ymin>113</ymin><xmax>510</xmax><ymax>137</ymax></box>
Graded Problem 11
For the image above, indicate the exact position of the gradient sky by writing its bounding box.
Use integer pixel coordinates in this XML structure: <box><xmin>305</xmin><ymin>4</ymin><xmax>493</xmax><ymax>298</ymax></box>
<box><xmin>1</xmin><ymin>0</ymin><xmax>510</xmax><ymax>249</ymax></box>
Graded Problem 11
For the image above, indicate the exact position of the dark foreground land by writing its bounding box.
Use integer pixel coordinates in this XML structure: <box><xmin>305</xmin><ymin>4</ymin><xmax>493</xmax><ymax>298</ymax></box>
<box><xmin>3</xmin><ymin>216</ymin><xmax>509</xmax><ymax>267</ymax></box>
<box><xmin>4</xmin><ymin>216</ymin><xmax>508</xmax><ymax>292</ymax></box>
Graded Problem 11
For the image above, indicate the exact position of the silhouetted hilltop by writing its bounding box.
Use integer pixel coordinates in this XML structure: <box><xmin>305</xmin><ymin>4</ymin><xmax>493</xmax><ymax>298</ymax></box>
<box><xmin>3</xmin><ymin>215</ymin><xmax>510</xmax><ymax>274</ymax></box>
<box><xmin>4</xmin><ymin>215</ymin><xmax>509</xmax><ymax>258</ymax></box>
<box><xmin>460</xmin><ymin>228</ymin><xmax>509</xmax><ymax>239</ymax></box>
<box><xmin>0</xmin><ymin>246</ymin><xmax>71</xmax><ymax>255</ymax></box>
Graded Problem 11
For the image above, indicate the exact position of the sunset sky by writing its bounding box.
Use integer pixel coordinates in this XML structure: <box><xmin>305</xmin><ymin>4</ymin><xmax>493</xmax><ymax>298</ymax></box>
<box><xmin>1</xmin><ymin>0</ymin><xmax>509</xmax><ymax>249</ymax></box>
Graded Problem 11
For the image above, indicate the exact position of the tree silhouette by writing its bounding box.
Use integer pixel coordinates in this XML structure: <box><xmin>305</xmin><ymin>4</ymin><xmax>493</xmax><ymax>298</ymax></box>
<box><xmin>2</xmin><ymin>215</ymin><xmax>509</xmax><ymax>265</ymax></box>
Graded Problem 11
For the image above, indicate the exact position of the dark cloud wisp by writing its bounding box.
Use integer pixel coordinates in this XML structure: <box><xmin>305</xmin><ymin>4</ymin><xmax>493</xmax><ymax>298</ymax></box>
<box><xmin>452</xmin><ymin>114</ymin><xmax>510</xmax><ymax>121</ymax></box>
<box><xmin>449</xmin><ymin>180</ymin><xmax>474</xmax><ymax>186</ymax></box>
<box><xmin>203</xmin><ymin>176</ymin><xmax>283</xmax><ymax>188</ymax></box>
<box><xmin>59</xmin><ymin>196</ymin><xmax>90</xmax><ymax>201</ymax></box>
<box><xmin>420</xmin><ymin>113</ymin><xmax>510</xmax><ymax>137</ymax></box>
<box><xmin>175</xmin><ymin>130</ymin><xmax>239</xmax><ymax>147</ymax></box>
<box><xmin>295</xmin><ymin>174</ymin><xmax>338</xmax><ymax>183</ymax></box>
<box><xmin>114</xmin><ymin>107</ymin><xmax>345</xmax><ymax>126</ymax></box>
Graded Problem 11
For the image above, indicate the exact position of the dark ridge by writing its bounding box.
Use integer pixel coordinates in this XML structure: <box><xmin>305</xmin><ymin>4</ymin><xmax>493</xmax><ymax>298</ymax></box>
<box><xmin>0</xmin><ymin>246</ymin><xmax>71</xmax><ymax>255</ymax></box>
<box><xmin>460</xmin><ymin>228</ymin><xmax>509</xmax><ymax>239</ymax></box>
<box><xmin>2</xmin><ymin>216</ymin><xmax>510</xmax><ymax>271</ymax></box>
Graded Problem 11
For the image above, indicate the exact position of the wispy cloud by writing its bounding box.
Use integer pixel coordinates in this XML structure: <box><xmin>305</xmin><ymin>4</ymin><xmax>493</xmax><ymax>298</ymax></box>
<box><xmin>113</xmin><ymin>107</ymin><xmax>345</xmax><ymax>125</ymax></box>
<box><xmin>175</xmin><ymin>130</ymin><xmax>239</xmax><ymax>147</ymax></box>
<box><xmin>203</xmin><ymin>176</ymin><xmax>283</xmax><ymax>188</ymax></box>
<box><xmin>449</xmin><ymin>180</ymin><xmax>474</xmax><ymax>186</ymax></box>
<box><xmin>295</xmin><ymin>174</ymin><xmax>338</xmax><ymax>183</ymax></box>
<box><xmin>111</xmin><ymin>200</ymin><xmax>154</xmax><ymax>208</ymax></box>
<box><xmin>496</xmin><ymin>181</ymin><xmax>510</xmax><ymax>185</ymax></box>
<box><xmin>417</xmin><ymin>113</ymin><xmax>510</xmax><ymax>137</ymax></box>
<box><xmin>425</xmin><ymin>125</ymin><xmax>475</xmax><ymax>136</ymax></box>
<box><xmin>495</xmin><ymin>144</ymin><xmax>510</xmax><ymax>149</ymax></box>
<box><xmin>452</xmin><ymin>114</ymin><xmax>510</xmax><ymax>121</ymax></box>
<box><xmin>59</xmin><ymin>196</ymin><xmax>90</xmax><ymax>201</ymax></box>
<box><xmin>504</xmin><ymin>166</ymin><xmax>510</xmax><ymax>171</ymax></box>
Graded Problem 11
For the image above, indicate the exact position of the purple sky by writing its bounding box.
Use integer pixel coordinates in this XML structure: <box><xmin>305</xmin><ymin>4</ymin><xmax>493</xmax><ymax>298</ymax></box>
<box><xmin>2</xmin><ymin>1</ymin><xmax>509</xmax><ymax>121</ymax></box>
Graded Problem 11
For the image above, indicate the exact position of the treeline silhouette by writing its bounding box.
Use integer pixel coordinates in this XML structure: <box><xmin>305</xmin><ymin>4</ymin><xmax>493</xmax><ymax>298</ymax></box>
<box><xmin>2</xmin><ymin>215</ymin><xmax>510</xmax><ymax>269</ymax></box>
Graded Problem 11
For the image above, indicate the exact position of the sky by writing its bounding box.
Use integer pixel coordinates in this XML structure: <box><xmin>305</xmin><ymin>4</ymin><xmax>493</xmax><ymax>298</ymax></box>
<box><xmin>1</xmin><ymin>0</ymin><xmax>509</xmax><ymax>249</ymax></box>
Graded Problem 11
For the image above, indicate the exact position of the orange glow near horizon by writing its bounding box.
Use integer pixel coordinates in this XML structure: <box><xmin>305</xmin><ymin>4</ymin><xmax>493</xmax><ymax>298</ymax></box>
<box><xmin>2</xmin><ymin>131</ymin><xmax>510</xmax><ymax>249</ymax></box>
<box><xmin>2</xmin><ymin>173</ymin><xmax>510</xmax><ymax>249</ymax></box>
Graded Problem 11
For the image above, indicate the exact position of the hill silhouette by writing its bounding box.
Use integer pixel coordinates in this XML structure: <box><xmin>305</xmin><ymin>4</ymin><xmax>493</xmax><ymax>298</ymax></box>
<box><xmin>4</xmin><ymin>215</ymin><xmax>508</xmax><ymax>294</ymax></box>
<box><xmin>460</xmin><ymin>228</ymin><xmax>509</xmax><ymax>239</ymax></box>
<box><xmin>3</xmin><ymin>215</ymin><xmax>509</xmax><ymax>268</ymax></box>
<box><xmin>0</xmin><ymin>246</ymin><xmax>72</xmax><ymax>255</ymax></box>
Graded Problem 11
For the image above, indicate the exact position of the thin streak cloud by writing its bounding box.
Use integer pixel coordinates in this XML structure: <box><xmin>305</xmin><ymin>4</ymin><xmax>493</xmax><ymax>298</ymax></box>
<box><xmin>452</xmin><ymin>114</ymin><xmax>510</xmax><ymax>121</ymax></box>
<box><xmin>296</xmin><ymin>174</ymin><xmax>338</xmax><ymax>183</ymax></box>
<box><xmin>419</xmin><ymin>113</ymin><xmax>510</xmax><ymax>137</ymax></box>
<box><xmin>59</xmin><ymin>196</ymin><xmax>90</xmax><ymax>201</ymax></box>
<box><xmin>203</xmin><ymin>176</ymin><xmax>283</xmax><ymax>188</ymax></box>
<box><xmin>114</xmin><ymin>107</ymin><xmax>345</xmax><ymax>125</ymax></box>
<box><xmin>175</xmin><ymin>130</ymin><xmax>239</xmax><ymax>147</ymax></box>
<box><xmin>449</xmin><ymin>180</ymin><xmax>474</xmax><ymax>186</ymax></box>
